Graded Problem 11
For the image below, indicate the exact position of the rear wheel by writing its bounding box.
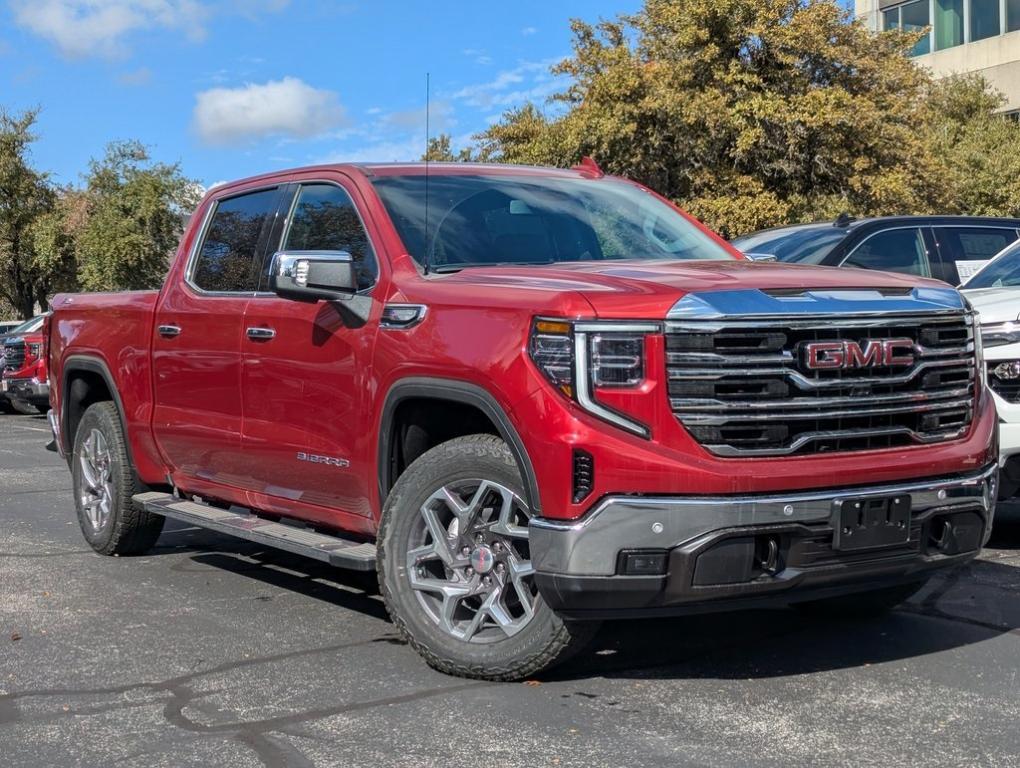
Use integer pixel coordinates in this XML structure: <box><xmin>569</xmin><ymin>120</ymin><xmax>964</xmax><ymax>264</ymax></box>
<box><xmin>72</xmin><ymin>402</ymin><xmax>164</xmax><ymax>555</ymax></box>
<box><xmin>793</xmin><ymin>580</ymin><xmax>928</xmax><ymax>618</ymax></box>
<box><xmin>378</xmin><ymin>434</ymin><xmax>597</xmax><ymax>680</ymax></box>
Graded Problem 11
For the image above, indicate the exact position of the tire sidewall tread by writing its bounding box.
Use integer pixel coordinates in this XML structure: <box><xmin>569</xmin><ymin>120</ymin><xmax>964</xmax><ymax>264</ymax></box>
<box><xmin>377</xmin><ymin>434</ymin><xmax>596</xmax><ymax>681</ymax></box>
<box><xmin>72</xmin><ymin>401</ymin><xmax>164</xmax><ymax>556</ymax></box>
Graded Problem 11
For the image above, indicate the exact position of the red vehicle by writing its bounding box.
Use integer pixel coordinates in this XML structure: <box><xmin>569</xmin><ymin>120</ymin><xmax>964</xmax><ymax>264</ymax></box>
<box><xmin>3</xmin><ymin>315</ymin><xmax>50</xmax><ymax>411</ymax></box>
<box><xmin>46</xmin><ymin>163</ymin><xmax>997</xmax><ymax>680</ymax></box>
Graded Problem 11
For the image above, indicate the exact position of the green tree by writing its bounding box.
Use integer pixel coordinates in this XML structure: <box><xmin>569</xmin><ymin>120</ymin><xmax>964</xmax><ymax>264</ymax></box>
<box><xmin>0</xmin><ymin>108</ymin><xmax>56</xmax><ymax>319</ymax></box>
<box><xmin>476</xmin><ymin>0</ymin><xmax>954</xmax><ymax>237</ymax></box>
<box><xmin>925</xmin><ymin>74</ymin><xmax>1020</xmax><ymax>218</ymax></box>
<box><xmin>421</xmin><ymin>134</ymin><xmax>475</xmax><ymax>162</ymax></box>
<box><xmin>76</xmin><ymin>140</ymin><xmax>200</xmax><ymax>291</ymax></box>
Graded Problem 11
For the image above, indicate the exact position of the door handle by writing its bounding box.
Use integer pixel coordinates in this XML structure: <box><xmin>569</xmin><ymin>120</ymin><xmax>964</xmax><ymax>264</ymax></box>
<box><xmin>157</xmin><ymin>324</ymin><xmax>181</xmax><ymax>338</ymax></box>
<box><xmin>246</xmin><ymin>327</ymin><xmax>276</xmax><ymax>341</ymax></box>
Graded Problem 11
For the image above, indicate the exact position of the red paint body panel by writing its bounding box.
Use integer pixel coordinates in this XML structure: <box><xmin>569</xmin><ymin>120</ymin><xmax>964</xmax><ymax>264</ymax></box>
<box><xmin>46</xmin><ymin>163</ymin><xmax>997</xmax><ymax>535</ymax></box>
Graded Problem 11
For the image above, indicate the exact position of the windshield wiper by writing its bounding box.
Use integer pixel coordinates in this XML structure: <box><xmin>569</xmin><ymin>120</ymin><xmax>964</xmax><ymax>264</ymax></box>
<box><xmin>430</xmin><ymin>261</ymin><xmax>555</xmax><ymax>274</ymax></box>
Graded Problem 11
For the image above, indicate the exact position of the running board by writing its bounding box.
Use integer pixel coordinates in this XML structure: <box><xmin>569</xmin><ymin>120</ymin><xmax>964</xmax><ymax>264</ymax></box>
<box><xmin>133</xmin><ymin>492</ymin><xmax>377</xmax><ymax>572</ymax></box>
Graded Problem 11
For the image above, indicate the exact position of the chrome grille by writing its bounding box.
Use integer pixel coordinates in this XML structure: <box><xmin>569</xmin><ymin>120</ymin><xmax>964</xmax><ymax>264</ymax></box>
<box><xmin>666</xmin><ymin>313</ymin><xmax>976</xmax><ymax>456</ymax></box>
<box><xmin>2</xmin><ymin>340</ymin><xmax>25</xmax><ymax>373</ymax></box>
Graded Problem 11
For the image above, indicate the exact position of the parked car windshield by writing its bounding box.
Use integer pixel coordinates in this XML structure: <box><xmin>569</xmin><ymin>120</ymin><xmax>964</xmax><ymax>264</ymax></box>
<box><xmin>963</xmin><ymin>241</ymin><xmax>1020</xmax><ymax>289</ymax></box>
<box><xmin>4</xmin><ymin>315</ymin><xmax>44</xmax><ymax>336</ymax></box>
<box><xmin>731</xmin><ymin>225</ymin><xmax>845</xmax><ymax>265</ymax></box>
<box><xmin>370</xmin><ymin>174</ymin><xmax>736</xmax><ymax>270</ymax></box>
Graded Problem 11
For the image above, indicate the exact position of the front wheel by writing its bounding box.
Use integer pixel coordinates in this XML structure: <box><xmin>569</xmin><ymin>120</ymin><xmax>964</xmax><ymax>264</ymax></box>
<box><xmin>377</xmin><ymin>435</ymin><xmax>597</xmax><ymax>680</ymax></box>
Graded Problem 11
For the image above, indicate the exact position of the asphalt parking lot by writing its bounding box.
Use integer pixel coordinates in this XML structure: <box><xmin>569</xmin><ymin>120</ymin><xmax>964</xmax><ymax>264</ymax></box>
<box><xmin>2</xmin><ymin>412</ymin><xmax>1020</xmax><ymax>768</ymax></box>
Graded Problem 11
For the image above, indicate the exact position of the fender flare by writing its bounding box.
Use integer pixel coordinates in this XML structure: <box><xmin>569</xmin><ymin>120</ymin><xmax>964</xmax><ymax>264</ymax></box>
<box><xmin>60</xmin><ymin>355</ymin><xmax>134</xmax><ymax>466</ymax></box>
<box><xmin>378</xmin><ymin>377</ymin><xmax>542</xmax><ymax>513</ymax></box>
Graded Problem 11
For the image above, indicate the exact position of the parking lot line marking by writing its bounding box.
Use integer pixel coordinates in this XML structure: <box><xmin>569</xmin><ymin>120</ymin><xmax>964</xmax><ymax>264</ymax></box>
<box><xmin>6</xmin><ymin>424</ymin><xmax>50</xmax><ymax>433</ymax></box>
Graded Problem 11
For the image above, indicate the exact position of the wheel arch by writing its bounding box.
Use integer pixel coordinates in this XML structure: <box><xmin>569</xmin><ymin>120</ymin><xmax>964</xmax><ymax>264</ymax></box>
<box><xmin>378</xmin><ymin>378</ymin><xmax>542</xmax><ymax>514</ymax></box>
<box><xmin>60</xmin><ymin>355</ymin><xmax>133</xmax><ymax>466</ymax></box>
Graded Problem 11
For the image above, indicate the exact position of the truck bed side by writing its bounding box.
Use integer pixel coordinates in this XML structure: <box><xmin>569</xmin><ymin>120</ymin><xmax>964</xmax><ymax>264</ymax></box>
<box><xmin>49</xmin><ymin>290</ymin><xmax>166</xmax><ymax>483</ymax></box>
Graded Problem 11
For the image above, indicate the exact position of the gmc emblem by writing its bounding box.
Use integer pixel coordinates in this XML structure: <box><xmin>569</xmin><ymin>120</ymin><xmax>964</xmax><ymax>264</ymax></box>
<box><xmin>803</xmin><ymin>338</ymin><xmax>915</xmax><ymax>370</ymax></box>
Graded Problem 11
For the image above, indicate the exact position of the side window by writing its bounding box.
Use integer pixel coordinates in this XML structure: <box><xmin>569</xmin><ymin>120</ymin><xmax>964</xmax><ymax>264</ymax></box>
<box><xmin>283</xmin><ymin>184</ymin><xmax>378</xmax><ymax>291</ymax></box>
<box><xmin>843</xmin><ymin>228</ymin><xmax>930</xmax><ymax>277</ymax></box>
<box><xmin>935</xmin><ymin>227</ymin><xmax>1019</xmax><ymax>283</ymax></box>
<box><xmin>192</xmin><ymin>189</ymin><xmax>279</xmax><ymax>293</ymax></box>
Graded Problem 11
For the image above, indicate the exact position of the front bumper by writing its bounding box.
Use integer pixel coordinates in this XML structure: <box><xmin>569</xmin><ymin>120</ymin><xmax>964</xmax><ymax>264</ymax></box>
<box><xmin>3</xmin><ymin>376</ymin><xmax>49</xmax><ymax>406</ymax></box>
<box><xmin>530</xmin><ymin>465</ymin><xmax>997</xmax><ymax>618</ymax></box>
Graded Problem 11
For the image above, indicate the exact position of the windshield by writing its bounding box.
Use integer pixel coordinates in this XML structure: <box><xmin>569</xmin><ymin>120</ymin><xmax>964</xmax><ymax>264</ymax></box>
<box><xmin>5</xmin><ymin>315</ymin><xmax>44</xmax><ymax>336</ymax></box>
<box><xmin>964</xmin><ymin>241</ymin><xmax>1020</xmax><ymax>289</ymax></box>
<box><xmin>370</xmin><ymin>175</ymin><xmax>736</xmax><ymax>270</ymax></box>
<box><xmin>732</xmin><ymin>226</ymin><xmax>845</xmax><ymax>265</ymax></box>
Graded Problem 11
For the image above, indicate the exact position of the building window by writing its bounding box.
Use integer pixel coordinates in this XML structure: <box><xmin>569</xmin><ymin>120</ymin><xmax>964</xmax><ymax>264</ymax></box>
<box><xmin>970</xmin><ymin>0</ymin><xmax>1001</xmax><ymax>40</ymax></box>
<box><xmin>883</xmin><ymin>0</ymin><xmax>932</xmax><ymax>56</ymax></box>
<box><xmin>935</xmin><ymin>0</ymin><xmax>965</xmax><ymax>49</ymax></box>
<box><xmin>1009</xmin><ymin>0</ymin><xmax>1020</xmax><ymax>32</ymax></box>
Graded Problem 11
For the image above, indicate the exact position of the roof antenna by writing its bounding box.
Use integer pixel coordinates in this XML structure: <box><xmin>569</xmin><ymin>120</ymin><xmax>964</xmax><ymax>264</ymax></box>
<box><xmin>423</xmin><ymin>72</ymin><xmax>432</xmax><ymax>276</ymax></box>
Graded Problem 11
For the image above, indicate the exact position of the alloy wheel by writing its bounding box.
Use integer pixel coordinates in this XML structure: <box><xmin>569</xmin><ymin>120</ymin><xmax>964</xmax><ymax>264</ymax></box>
<box><xmin>79</xmin><ymin>428</ymin><xmax>115</xmax><ymax>532</ymax></box>
<box><xmin>406</xmin><ymin>479</ymin><xmax>537</xmax><ymax>643</ymax></box>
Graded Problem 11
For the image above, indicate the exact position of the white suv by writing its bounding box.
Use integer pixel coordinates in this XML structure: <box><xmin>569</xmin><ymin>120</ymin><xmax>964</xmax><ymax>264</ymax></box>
<box><xmin>962</xmin><ymin>241</ymin><xmax>1020</xmax><ymax>500</ymax></box>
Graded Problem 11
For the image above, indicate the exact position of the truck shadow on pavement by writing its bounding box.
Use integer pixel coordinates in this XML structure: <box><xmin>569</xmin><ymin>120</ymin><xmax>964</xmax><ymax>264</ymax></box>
<box><xmin>152</xmin><ymin>515</ymin><xmax>1020</xmax><ymax>683</ymax></box>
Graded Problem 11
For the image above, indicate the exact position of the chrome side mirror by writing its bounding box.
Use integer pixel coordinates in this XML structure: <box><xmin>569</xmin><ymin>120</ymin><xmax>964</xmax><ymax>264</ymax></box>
<box><xmin>269</xmin><ymin>250</ymin><xmax>357</xmax><ymax>302</ymax></box>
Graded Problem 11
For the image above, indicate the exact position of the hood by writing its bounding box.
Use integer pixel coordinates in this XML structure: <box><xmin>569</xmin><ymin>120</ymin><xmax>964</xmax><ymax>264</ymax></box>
<box><xmin>435</xmin><ymin>259</ymin><xmax>954</xmax><ymax>319</ymax></box>
<box><xmin>960</xmin><ymin>287</ymin><xmax>1020</xmax><ymax>323</ymax></box>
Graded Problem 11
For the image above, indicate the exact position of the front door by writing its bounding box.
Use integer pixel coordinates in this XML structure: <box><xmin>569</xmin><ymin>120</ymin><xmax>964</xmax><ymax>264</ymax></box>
<box><xmin>152</xmin><ymin>186</ymin><xmax>282</xmax><ymax>487</ymax></box>
<box><xmin>238</xmin><ymin>179</ymin><xmax>381</xmax><ymax>521</ymax></box>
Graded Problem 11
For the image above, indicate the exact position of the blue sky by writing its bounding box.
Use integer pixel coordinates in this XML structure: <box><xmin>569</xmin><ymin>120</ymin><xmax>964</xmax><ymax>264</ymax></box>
<box><xmin>2</xmin><ymin>0</ymin><xmax>855</xmax><ymax>189</ymax></box>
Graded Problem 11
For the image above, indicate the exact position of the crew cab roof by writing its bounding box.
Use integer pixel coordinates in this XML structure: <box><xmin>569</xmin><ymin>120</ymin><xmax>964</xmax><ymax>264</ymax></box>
<box><xmin>208</xmin><ymin>162</ymin><xmax>610</xmax><ymax>195</ymax></box>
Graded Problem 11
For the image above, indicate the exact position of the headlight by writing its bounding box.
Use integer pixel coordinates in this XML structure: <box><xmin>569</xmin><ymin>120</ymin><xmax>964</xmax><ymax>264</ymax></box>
<box><xmin>529</xmin><ymin>319</ymin><xmax>574</xmax><ymax>397</ymax></box>
<box><xmin>991</xmin><ymin>361</ymin><xmax>1020</xmax><ymax>381</ymax></box>
<box><xmin>979</xmin><ymin>321</ymin><xmax>1020</xmax><ymax>348</ymax></box>
<box><xmin>591</xmin><ymin>334</ymin><xmax>644</xmax><ymax>386</ymax></box>
<box><xmin>529</xmin><ymin>318</ymin><xmax>655</xmax><ymax>438</ymax></box>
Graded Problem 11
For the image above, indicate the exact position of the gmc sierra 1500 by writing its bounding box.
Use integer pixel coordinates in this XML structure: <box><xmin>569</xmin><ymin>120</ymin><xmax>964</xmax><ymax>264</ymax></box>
<box><xmin>46</xmin><ymin>162</ymin><xmax>998</xmax><ymax>680</ymax></box>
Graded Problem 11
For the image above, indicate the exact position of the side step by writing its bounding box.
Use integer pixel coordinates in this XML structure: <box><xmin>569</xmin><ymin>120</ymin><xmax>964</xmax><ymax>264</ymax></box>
<box><xmin>133</xmin><ymin>492</ymin><xmax>377</xmax><ymax>572</ymax></box>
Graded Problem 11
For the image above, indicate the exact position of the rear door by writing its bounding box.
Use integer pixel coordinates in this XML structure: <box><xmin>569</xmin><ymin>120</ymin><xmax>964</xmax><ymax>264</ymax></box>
<box><xmin>841</xmin><ymin>227</ymin><xmax>932</xmax><ymax>278</ymax></box>
<box><xmin>152</xmin><ymin>186</ymin><xmax>284</xmax><ymax>487</ymax></box>
<box><xmin>932</xmin><ymin>226</ymin><xmax>1020</xmax><ymax>285</ymax></box>
<box><xmin>237</xmin><ymin>177</ymin><xmax>382</xmax><ymax>520</ymax></box>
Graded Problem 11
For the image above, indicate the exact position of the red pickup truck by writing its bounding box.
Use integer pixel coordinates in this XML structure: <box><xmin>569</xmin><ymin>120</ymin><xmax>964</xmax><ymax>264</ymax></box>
<box><xmin>46</xmin><ymin>162</ymin><xmax>997</xmax><ymax>680</ymax></box>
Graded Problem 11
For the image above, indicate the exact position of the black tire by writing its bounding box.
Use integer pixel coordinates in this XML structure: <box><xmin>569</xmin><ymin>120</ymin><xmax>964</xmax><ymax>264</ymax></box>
<box><xmin>377</xmin><ymin>434</ymin><xmax>598</xmax><ymax>680</ymax></box>
<box><xmin>793</xmin><ymin>579</ymin><xmax>928</xmax><ymax>618</ymax></box>
<box><xmin>72</xmin><ymin>401</ymin><xmax>164</xmax><ymax>555</ymax></box>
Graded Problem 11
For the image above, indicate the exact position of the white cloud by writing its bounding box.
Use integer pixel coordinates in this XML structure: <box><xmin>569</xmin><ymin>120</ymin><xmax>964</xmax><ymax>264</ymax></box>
<box><xmin>317</xmin><ymin>136</ymin><xmax>424</xmax><ymax>164</ymax></box>
<box><xmin>192</xmin><ymin>77</ymin><xmax>347</xmax><ymax>145</ymax></box>
<box><xmin>521</xmin><ymin>26</ymin><xmax>537</xmax><ymax>35</ymax></box>
<box><xmin>10</xmin><ymin>0</ymin><xmax>207</xmax><ymax>58</ymax></box>
<box><xmin>382</xmin><ymin>101</ymin><xmax>454</xmax><ymax>132</ymax></box>
<box><xmin>462</xmin><ymin>47</ymin><xmax>491</xmax><ymax>65</ymax></box>
<box><xmin>118</xmin><ymin>66</ymin><xmax>151</xmax><ymax>85</ymax></box>
<box><xmin>451</xmin><ymin>58</ymin><xmax>564</xmax><ymax>109</ymax></box>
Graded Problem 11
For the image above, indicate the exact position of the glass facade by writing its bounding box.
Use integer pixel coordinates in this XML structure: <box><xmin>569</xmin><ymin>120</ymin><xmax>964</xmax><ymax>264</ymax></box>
<box><xmin>970</xmin><ymin>0</ymin><xmax>1001</xmax><ymax>40</ymax></box>
<box><xmin>901</xmin><ymin>0</ymin><xmax>932</xmax><ymax>54</ymax></box>
<box><xmin>935</xmin><ymin>0</ymin><xmax>965</xmax><ymax>50</ymax></box>
<box><xmin>1009</xmin><ymin>0</ymin><xmax>1020</xmax><ymax>32</ymax></box>
<box><xmin>885</xmin><ymin>0</ymin><xmax>1020</xmax><ymax>55</ymax></box>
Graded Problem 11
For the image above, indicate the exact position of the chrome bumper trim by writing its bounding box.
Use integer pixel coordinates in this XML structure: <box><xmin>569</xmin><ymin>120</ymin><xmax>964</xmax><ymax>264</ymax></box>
<box><xmin>529</xmin><ymin>465</ymin><xmax>998</xmax><ymax>576</ymax></box>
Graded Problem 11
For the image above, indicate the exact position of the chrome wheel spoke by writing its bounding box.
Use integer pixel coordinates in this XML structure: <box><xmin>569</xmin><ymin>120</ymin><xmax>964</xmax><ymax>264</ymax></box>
<box><xmin>407</xmin><ymin>477</ymin><xmax>537</xmax><ymax>644</ymax></box>
<box><xmin>78</xmin><ymin>428</ymin><xmax>114</xmax><ymax>533</ymax></box>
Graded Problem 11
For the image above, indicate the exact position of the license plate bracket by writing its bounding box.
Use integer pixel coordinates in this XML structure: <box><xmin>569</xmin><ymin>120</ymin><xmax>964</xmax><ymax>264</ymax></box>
<box><xmin>832</xmin><ymin>494</ymin><xmax>912</xmax><ymax>551</ymax></box>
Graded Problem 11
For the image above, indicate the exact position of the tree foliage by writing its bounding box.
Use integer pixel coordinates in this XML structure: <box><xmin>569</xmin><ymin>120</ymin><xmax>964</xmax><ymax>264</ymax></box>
<box><xmin>422</xmin><ymin>134</ymin><xmax>476</xmax><ymax>162</ymax></box>
<box><xmin>0</xmin><ymin>109</ymin><xmax>56</xmax><ymax>319</ymax></box>
<box><xmin>76</xmin><ymin>141</ymin><xmax>201</xmax><ymax>292</ymax></box>
<box><xmin>0</xmin><ymin>118</ymin><xmax>199</xmax><ymax>316</ymax></box>
<box><xmin>474</xmin><ymin>0</ymin><xmax>1019</xmax><ymax>237</ymax></box>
